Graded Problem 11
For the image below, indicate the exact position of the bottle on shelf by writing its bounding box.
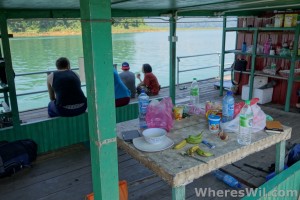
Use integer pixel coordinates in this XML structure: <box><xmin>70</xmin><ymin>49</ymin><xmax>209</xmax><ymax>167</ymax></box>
<box><xmin>241</xmin><ymin>41</ymin><xmax>247</xmax><ymax>53</ymax></box>
<box><xmin>263</xmin><ymin>35</ymin><xmax>272</xmax><ymax>54</ymax></box>
<box><xmin>190</xmin><ymin>78</ymin><xmax>199</xmax><ymax>105</ymax></box>
<box><xmin>1</xmin><ymin>101</ymin><xmax>10</xmax><ymax>112</ymax></box>
<box><xmin>237</xmin><ymin>100</ymin><xmax>253</xmax><ymax>145</ymax></box>
<box><xmin>213</xmin><ymin>170</ymin><xmax>242</xmax><ymax>188</ymax></box>
<box><xmin>138</xmin><ymin>89</ymin><xmax>149</xmax><ymax>130</ymax></box>
<box><xmin>222</xmin><ymin>91</ymin><xmax>235</xmax><ymax>123</ymax></box>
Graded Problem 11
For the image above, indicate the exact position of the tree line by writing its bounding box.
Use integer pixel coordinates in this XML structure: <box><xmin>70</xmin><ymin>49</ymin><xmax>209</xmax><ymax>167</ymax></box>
<box><xmin>7</xmin><ymin>18</ymin><xmax>146</xmax><ymax>33</ymax></box>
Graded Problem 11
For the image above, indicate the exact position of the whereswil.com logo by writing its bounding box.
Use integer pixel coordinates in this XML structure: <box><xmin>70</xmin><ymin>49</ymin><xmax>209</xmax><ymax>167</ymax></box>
<box><xmin>194</xmin><ymin>187</ymin><xmax>299</xmax><ymax>198</ymax></box>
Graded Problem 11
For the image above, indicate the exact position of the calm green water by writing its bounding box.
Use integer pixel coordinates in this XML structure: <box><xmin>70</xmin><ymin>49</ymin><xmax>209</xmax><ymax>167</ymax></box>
<box><xmin>8</xmin><ymin>29</ymin><xmax>236</xmax><ymax>111</ymax></box>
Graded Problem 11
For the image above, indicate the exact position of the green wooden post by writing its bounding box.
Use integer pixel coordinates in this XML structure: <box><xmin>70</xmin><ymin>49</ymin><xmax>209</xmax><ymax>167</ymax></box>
<box><xmin>80</xmin><ymin>0</ymin><xmax>119</xmax><ymax>200</ymax></box>
<box><xmin>169</xmin><ymin>15</ymin><xmax>177</xmax><ymax>104</ymax></box>
<box><xmin>284</xmin><ymin>16</ymin><xmax>300</xmax><ymax>112</ymax></box>
<box><xmin>219</xmin><ymin>17</ymin><xmax>226</xmax><ymax>96</ymax></box>
<box><xmin>275</xmin><ymin>141</ymin><xmax>286</xmax><ymax>174</ymax></box>
<box><xmin>172</xmin><ymin>186</ymin><xmax>185</xmax><ymax>200</ymax></box>
<box><xmin>248</xmin><ymin>29</ymin><xmax>258</xmax><ymax>99</ymax></box>
<box><xmin>0</xmin><ymin>14</ymin><xmax>20</xmax><ymax>127</ymax></box>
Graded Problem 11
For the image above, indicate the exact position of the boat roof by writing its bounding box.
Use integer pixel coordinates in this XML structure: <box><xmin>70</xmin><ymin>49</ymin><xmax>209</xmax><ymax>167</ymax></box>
<box><xmin>1</xmin><ymin>0</ymin><xmax>300</xmax><ymax>17</ymax></box>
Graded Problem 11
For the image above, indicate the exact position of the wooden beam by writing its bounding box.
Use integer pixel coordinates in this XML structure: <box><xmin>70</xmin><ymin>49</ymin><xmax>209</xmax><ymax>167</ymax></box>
<box><xmin>80</xmin><ymin>0</ymin><xmax>119</xmax><ymax>200</ymax></box>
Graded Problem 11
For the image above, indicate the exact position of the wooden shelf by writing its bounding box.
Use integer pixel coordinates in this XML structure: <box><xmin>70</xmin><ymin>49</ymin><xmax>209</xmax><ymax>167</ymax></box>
<box><xmin>225</xmin><ymin>50</ymin><xmax>252</xmax><ymax>56</ymax></box>
<box><xmin>225</xmin><ymin>27</ymin><xmax>296</xmax><ymax>32</ymax></box>
<box><xmin>256</xmin><ymin>54</ymin><xmax>292</xmax><ymax>60</ymax></box>
<box><xmin>0</xmin><ymin>86</ymin><xmax>9</xmax><ymax>93</ymax></box>
<box><xmin>234</xmin><ymin>70</ymin><xmax>300</xmax><ymax>82</ymax></box>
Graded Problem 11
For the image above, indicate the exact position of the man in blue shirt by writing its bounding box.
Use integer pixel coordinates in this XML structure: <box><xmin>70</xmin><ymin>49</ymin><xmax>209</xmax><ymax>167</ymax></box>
<box><xmin>114</xmin><ymin>68</ymin><xmax>131</xmax><ymax>107</ymax></box>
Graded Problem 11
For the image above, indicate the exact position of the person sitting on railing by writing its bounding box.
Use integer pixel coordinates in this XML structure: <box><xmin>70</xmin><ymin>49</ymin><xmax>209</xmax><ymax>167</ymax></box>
<box><xmin>136</xmin><ymin>63</ymin><xmax>160</xmax><ymax>96</ymax></box>
<box><xmin>47</xmin><ymin>57</ymin><xmax>87</xmax><ymax>117</ymax></box>
<box><xmin>119</xmin><ymin>62</ymin><xmax>136</xmax><ymax>98</ymax></box>
<box><xmin>114</xmin><ymin>66</ymin><xmax>131</xmax><ymax>107</ymax></box>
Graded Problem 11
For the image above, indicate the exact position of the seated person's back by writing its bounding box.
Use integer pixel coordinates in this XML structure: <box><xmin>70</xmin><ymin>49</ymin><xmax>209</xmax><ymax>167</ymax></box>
<box><xmin>47</xmin><ymin>57</ymin><xmax>87</xmax><ymax>117</ymax></box>
<box><xmin>119</xmin><ymin>62</ymin><xmax>136</xmax><ymax>98</ymax></box>
<box><xmin>114</xmin><ymin>68</ymin><xmax>131</xmax><ymax>107</ymax></box>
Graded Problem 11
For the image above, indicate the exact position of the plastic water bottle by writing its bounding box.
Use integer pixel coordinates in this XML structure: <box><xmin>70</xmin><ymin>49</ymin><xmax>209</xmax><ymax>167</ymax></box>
<box><xmin>237</xmin><ymin>100</ymin><xmax>253</xmax><ymax>145</ymax></box>
<box><xmin>138</xmin><ymin>89</ymin><xmax>149</xmax><ymax>129</ymax></box>
<box><xmin>213</xmin><ymin>170</ymin><xmax>242</xmax><ymax>188</ymax></box>
<box><xmin>222</xmin><ymin>91</ymin><xmax>235</xmax><ymax>123</ymax></box>
<box><xmin>190</xmin><ymin>78</ymin><xmax>199</xmax><ymax>105</ymax></box>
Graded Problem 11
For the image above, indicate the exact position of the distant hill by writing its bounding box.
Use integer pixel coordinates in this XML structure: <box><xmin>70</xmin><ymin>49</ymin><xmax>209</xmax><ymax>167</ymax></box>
<box><xmin>144</xmin><ymin>17</ymin><xmax>237</xmax><ymax>28</ymax></box>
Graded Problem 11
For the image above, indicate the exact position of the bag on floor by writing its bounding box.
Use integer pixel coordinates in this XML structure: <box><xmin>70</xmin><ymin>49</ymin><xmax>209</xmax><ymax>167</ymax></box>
<box><xmin>0</xmin><ymin>139</ymin><xmax>37</xmax><ymax>177</ymax></box>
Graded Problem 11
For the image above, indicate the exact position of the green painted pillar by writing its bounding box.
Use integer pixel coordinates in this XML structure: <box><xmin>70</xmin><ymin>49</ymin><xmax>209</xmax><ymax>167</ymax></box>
<box><xmin>80</xmin><ymin>1</ymin><xmax>119</xmax><ymax>200</ymax></box>
<box><xmin>169</xmin><ymin>15</ymin><xmax>177</xmax><ymax>104</ymax></box>
<box><xmin>284</xmin><ymin>16</ymin><xmax>300</xmax><ymax>112</ymax></box>
<box><xmin>248</xmin><ymin>29</ymin><xmax>258</xmax><ymax>99</ymax></box>
<box><xmin>0</xmin><ymin>14</ymin><xmax>20</xmax><ymax>127</ymax></box>
<box><xmin>219</xmin><ymin>17</ymin><xmax>226</xmax><ymax>96</ymax></box>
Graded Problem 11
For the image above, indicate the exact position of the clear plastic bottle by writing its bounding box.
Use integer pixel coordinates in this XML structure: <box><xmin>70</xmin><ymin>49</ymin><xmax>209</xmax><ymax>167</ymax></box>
<box><xmin>237</xmin><ymin>100</ymin><xmax>253</xmax><ymax>145</ymax></box>
<box><xmin>190</xmin><ymin>78</ymin><xmax>199</xmax><ymax>105</ymax></box>
<box><xmin>213</xmin><ymin>170</ymin><xmax>242</xmax><ymax>188</ymax></box>
<box><xmin>138</xmin><ymin>89</ymin><xmax>149</xmax><ymax>129</ymax></box>
<box><xmin>222</xmin><ymin>91</ymin><xmax>235</xmax><ymax>123</ymax></box>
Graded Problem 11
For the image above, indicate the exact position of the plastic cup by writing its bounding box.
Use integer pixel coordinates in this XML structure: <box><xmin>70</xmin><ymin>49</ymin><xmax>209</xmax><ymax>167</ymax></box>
<box><xmin>173</xmin><ymin>106</ymin><xmax>183</xmax><ymax>120</ymax></box>
<box><xmin>208</xmin><ymin>115</ymin><xmax>221</xmax><ymax>134</ymax></box>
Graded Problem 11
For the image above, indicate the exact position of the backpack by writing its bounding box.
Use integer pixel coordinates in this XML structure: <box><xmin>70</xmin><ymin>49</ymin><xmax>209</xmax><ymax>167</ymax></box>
<box><xmin>287</xmin><ymin>144</ymin><xmax>300</xmax><ymax>167</ymax></box>
<box><xmin>0</xmin><ymin>139</ymin><xmax>37</xmax><ymax>177</ymax></box>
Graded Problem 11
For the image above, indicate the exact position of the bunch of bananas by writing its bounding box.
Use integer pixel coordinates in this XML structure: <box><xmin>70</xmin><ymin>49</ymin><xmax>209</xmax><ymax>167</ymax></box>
<box><xmin>173</xmin><ymin>132</ymin><xmax>203</xmax><ymax>150</ymax></box>
<box><xmin>187</xmin><ymin>146</ymin><xmax>214</xmax><ymax>157</ymax></box>
<box><xmin>186</xmin><ymin>132</ymin><xmax>203</xmax><ymax>144</ymax></box>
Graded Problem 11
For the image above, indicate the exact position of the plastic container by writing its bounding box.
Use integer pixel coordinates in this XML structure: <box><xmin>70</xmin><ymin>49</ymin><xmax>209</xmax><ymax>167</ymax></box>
<box><xmin>213</xmin><ymin>170</ymin><xmax>242</xmax><ymax>188</ymax></box>
<box><xmin>190</xmin><ymin>78</ymin><xmax>199</xmax><ymax>105</ymax></box>
<box><xmin>138</xmin><ymin>89</ymin><xmax>149</xmax><ymax>129</ymax></box>
<box><xmin>241</xmin><ymin>85</ymin><xmax>273</xmax><ymax>104</ymax></box>
<box><xmin>208</xmin><ymin>115</ymin><xmax>221</xmax><ymax>133</ymax></box>
<box><xmin>242</xmin><ymin>42</ymin><xmax>247</xmax><ymax>52</ymax></box>
<box><xmin>222</xmin><ymin>91</ymin><xmax>234</xmax><ymax>123</ymax></box>
<box><xmin>237</xmin><ymin>100</ymin><xmax>253</xmax><ymax>145</ymax></box>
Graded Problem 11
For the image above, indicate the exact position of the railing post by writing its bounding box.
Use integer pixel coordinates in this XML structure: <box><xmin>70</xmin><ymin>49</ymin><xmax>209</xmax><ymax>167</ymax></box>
<box><xmin>219</xmin><ymin>17</ymin><xmax>226</xmax><ymax>96</ymax></box>
<box><xmin>169</xmin><ymin>14</ymin><xmax>177</xmax><ymax>104</ymax></box>
<box><xmin>218</xmin><ymin>52</ymin><xmax>221</xmax><ymax>79</ymax></box>
<box><xmin>177</xmin><ymin>57</ymin><xmax>180</xmax><ymax>86</ymax></box>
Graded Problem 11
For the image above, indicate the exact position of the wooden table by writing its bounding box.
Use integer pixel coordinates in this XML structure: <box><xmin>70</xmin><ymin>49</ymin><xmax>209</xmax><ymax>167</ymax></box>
<box><xmin>116</xmin><ymin>116</ymin><xmax>292</xmax><ymax>200</ymax></box>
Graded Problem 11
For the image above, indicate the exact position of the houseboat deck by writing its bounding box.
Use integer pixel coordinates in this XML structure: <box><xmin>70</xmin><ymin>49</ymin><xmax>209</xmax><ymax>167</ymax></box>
<box><xmin>1</xmin><ymin>76</ymin><xmax>300</xmax><ymax>200</ymax></box>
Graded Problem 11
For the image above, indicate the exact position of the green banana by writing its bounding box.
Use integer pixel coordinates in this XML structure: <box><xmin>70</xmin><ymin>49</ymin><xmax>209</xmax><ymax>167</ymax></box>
<box><xmin>196</xmin><ymin>148</ymin><xmax>214</xmax><ymax>157</ymax></box>
<box><xmin>186</xmin><ymin>132</ymin><xmax>203</xmax><ymax>144</ymax></box>
<box><xmin>173</xmin><ymin>139</ymin><xmax>187</xmax><ymax>150</ymax></box>
<box><xmin>186</xmin><ymin>145</ymin><xmax>200</xmax><ymax>156</ymax></box>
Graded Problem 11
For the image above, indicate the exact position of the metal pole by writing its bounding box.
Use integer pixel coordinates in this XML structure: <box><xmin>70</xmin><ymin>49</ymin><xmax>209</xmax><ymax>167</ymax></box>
<box><xmin>219</xmin><ymin>17</ymin><xmax>227</xmax><ymax>96</ymax></box>
<box><xmin>177</xmin><ymin>57</ymin><xmax>180</xmax><ymax>86</ymax></box>
<box><xmin>169</xmin><ymin>14</ymin><xmax>177</xmax><ymax>104</ymax></box>
<box><xmin>218</xmin><ymin>53</ymin><xmax>221</xmax><ymax>78</ymax></box>
<box><xmin>80</xmin><ymin>0</ymin><xmax>119</xmax><ymax>199</ymax></box>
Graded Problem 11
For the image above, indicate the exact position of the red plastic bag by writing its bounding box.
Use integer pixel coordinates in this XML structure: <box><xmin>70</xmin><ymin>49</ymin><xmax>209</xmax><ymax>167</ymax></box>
<box><xmin>145</xmin><ymin>97</ymin><xmax>174</xmax><ymax>132</ymax></box>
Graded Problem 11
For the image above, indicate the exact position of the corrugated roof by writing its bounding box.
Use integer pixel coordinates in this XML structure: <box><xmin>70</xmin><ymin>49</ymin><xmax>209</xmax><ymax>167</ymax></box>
<box><xmin>0</xmin><ymin>0</ymin><xmax>300</xmax><ymax>16</ymax></box>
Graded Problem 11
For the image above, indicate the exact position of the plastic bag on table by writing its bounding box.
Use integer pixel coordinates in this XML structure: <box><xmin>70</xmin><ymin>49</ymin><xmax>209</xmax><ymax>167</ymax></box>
<box><xmin>145</xmin><ymin>97</ymin><xmax>174</xmax><ymax>132</ymax></box>
<box><xmin>221</xmin><ymin>98</ymin><xmax>266</xmax><ymax>133</ymax></box>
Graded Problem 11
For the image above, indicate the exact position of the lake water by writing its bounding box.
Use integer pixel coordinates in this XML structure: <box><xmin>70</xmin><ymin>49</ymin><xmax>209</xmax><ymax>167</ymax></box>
<box><xmin>8</xmin><ymin>29</ymin><xmax>236</xmax><ymax>111</ymax></box>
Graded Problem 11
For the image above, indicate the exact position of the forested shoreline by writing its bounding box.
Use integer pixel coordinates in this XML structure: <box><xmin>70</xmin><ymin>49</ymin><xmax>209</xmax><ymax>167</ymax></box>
<box><xmin>8</xmin><ymin>18</ymin><xmax>166</xmax><ymax>37</ymax></box>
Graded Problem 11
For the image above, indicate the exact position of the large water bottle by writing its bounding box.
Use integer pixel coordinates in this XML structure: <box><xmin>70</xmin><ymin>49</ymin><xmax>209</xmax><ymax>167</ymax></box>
<box><xmin>213</xmin><ymin>170</ymin><xmax>242</xmax><ymax>188</ymax></box>
<box><xmin>138</xmin><ymin>89</ymin><xmax>149</xmax><ymax>129</ymax></box>
<box><xmin>222</xmin><ymin>91</ymin><xmax>235</xmax><ymax>123</ymax></box>
<box><xmin>237</xmin><ymin>100</ymin><xmax>253</xmax><ymax>145</ymax></box>
<box><xmin>190</xmin><ymin>78</ymin><xmax>199</xmax><ymax>105</ymax></box>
